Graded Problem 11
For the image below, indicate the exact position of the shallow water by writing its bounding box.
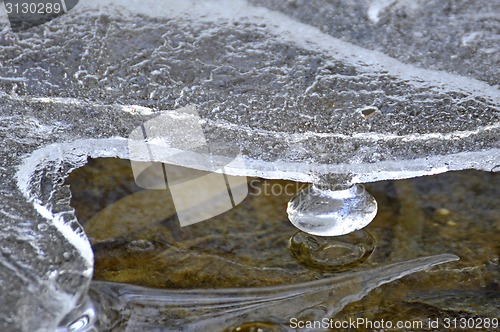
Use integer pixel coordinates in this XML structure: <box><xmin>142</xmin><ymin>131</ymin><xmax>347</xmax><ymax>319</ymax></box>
<box><xmin>67</xmin><ymin>158</ymin><xmax>499</xmax><ymax>329</ymax></box>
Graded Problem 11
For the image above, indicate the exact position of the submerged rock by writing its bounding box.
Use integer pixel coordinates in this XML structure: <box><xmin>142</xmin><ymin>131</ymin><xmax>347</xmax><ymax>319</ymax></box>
<box><xmin>406</xmin><ymin>290</ymin><xmax>500</xmax><ymax>319</ymax></box>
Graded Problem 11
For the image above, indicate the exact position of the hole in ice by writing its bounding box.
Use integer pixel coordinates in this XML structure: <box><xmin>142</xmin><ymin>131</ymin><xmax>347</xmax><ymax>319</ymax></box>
<box><xmin>65</xmin><ymin>159</ymin><xmax>496</xmax><ymax>328</ymax></box>
<box><xmin>360</xmin><ymin>107</ymin><xmax>381</xmax><ymax>119</ymax></box>
<box><xmin>68</xmin><ymin>159</ymin><xmax>341</xmax><ymax>288</ymax></box>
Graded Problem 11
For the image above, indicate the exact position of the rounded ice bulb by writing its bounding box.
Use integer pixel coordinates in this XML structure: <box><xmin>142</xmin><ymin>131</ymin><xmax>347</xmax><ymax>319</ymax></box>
<box><xmin>287</xmin><ymin>184</ymin><xmax>377</xmax><ymax>236</ymax></box>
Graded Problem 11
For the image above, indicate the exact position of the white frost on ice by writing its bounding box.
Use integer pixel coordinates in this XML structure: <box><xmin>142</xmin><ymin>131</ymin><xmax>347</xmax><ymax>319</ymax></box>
<box><xmin>121</xmin><ymin>105</ymin><xmax>155</xmax><ymax>116</ymax></box>
<box><xmin>16</xmin><ymin>138</ymin><xmax>130</xmax><ymax>267</ymax></box>
<box><xmin>461</xmin><ymin>31</ymin><xmax>482</xmax><ymax>46</ymax></box>
<box><xmin>32</xmin><ymin>202</ymin><xmax>94</xmax><ymax>267</ymax></box>
<box><xmin>367</xmin><ymin>0</ymin><xmax>396</xmax><ymax>23</ymax></box>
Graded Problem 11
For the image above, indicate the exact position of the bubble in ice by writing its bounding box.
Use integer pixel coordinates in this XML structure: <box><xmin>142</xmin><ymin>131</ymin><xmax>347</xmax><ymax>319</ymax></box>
<box><xmin>287</xmin><ymin>184</ymin><xmax>378</xmax><ymax>236</ymax></box>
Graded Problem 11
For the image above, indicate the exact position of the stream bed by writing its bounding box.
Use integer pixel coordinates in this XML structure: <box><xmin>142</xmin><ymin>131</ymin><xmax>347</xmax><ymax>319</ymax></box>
<box><xmin>67</xmin><ymin>158</ymin><xmax>499</xmax><ymax>330</ymax></box>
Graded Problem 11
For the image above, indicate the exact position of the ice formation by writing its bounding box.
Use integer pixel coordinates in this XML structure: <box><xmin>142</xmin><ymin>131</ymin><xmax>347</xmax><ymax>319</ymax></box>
<box><xmin>86</xmin><ymin>255</ymin><xmax>458</xmax><ymax>331</ymax></box>
<box><xmin>0</xmin><ymin>0</ymin><xmax>498</xmax><ymax>330</ymax></box>
<box><xmin>287</xmin><ymin>185</ymin><xmax>378</xmax><ymax>236</ymax></box>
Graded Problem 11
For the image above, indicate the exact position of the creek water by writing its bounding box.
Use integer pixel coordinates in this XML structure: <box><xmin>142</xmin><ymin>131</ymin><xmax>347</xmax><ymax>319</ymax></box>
<box><xmin>66</xmin><ymin>158</ymin><xmax>499</xmax><ymax>330</ymax></box>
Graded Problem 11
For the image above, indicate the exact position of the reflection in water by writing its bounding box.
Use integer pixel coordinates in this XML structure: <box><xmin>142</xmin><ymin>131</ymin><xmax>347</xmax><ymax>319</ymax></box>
<box><xmin>287</xmin><ymin>184</ymin><xmax>378</xmax><ymax>236</ymax></box>
<box><xmin>66</xmin><ymin>159</ymin><xmax>499</xmax><ymax>330</ymax></box>
<box><xmin>288</xmin><ymin>230</ymin><xmax>375</xmax><ymax>272</ymax></box>
<box><xmin>60</xmin><ymin>255</ymin><xmax>457</xmax><ymax>331</ymax></box>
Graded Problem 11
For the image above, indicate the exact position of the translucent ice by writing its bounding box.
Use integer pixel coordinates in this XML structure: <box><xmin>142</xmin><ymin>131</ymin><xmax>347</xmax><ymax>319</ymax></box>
<box><xmin>287</xmin><ymin>185</ymin><xmax>378</xmax><ymax>236</ymax></box>
<box><xmin>82</xmin><ymin>255</ymin><xmax>458</xmax><ymax>331</ymax></box>
<box><xmin>1</xmin><ymin>0</ymin><xmax>498</xmax><ymax>185</ymax></box>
